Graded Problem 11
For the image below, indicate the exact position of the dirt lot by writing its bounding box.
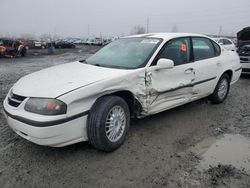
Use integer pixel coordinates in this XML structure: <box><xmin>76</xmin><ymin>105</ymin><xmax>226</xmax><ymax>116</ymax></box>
<box><xmin>0</xmin><ymin>46</ymin><xmax>250</xmax><ymax>188</ymax></box>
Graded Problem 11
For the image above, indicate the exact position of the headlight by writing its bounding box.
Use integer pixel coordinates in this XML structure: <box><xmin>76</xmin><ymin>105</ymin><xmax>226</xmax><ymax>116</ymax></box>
<box><xmin>24</xmin><ymin>98</ymin><xmax>67</xmax><ymax>115</ymax></box>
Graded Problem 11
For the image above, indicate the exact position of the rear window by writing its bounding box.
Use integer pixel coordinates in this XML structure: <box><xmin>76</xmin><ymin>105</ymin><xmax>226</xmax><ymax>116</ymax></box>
<box><xmin>212</xmin><ymin>41</ymin><xmax>221</xmax><ymax>56</ymax></box>
<box><xmin>192</xmin><ymin>38</ymin><xmax>216</xmax><ymax>61</ymax></box>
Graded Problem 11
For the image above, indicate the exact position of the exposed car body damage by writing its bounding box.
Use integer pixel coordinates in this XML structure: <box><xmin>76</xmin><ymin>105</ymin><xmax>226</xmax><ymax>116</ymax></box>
<box><xmin>145</xmin><ymin>68</ymin><xmax>194</xmax><ymax>114</ymax></box>
<box><xmin>58</xmin><ymin>66</ymin><xmax>148</xmax><ymax>118</ymax></box>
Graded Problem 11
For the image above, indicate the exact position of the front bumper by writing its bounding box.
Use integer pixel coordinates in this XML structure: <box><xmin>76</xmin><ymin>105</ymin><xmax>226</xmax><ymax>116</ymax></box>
<box><xmin>242</xmin><ymin>68</ymin><xmax>250</xmax><ymax>73</ymax></box>
<box><xmin>3</xmin><ymin>98</ymin><xmax>89</xmax><ymax>147</ymax></box>
<box><xmin>241</xmin><ymin>62</ymin><xmax>250</xmax><ymax>73</ymax></box>
<box><xmin>239</xmin><ymin>55</ymin><xmax>250</xmax><ymax>73</ymax></box>
<box><xmin>240</xmin><ymin>56</ymin><xmax>250</xmax><ymax>64</ymax></box>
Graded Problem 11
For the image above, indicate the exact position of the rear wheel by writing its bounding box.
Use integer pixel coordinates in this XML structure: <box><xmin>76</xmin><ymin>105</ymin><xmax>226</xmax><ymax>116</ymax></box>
<box><xmin>87</xmin><ymin>96</ymin><xmax>130</xmax><ymax>152</ymax></box>
<box><xmin>208</xmin><ymin>74</ymin><xmax>230</xmax><ymax>104</ymax></box>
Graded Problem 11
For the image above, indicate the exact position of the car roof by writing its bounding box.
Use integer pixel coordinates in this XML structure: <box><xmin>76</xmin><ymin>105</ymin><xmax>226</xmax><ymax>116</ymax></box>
<box><xmin>123</xmin><ymin>32</ymin><xmax>207</xmax><ymax>40</ymax></box>
<box><xmin>212</xmin><ymin>37</ymin><xmax>232</xmax><ymax>41</ymax></box>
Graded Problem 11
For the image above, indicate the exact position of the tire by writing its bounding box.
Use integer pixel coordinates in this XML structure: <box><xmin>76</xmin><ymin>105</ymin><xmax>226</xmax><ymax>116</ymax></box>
<box><xmin>87</xmin><ymin>96</ymin><xmax>130</xmax><ymax>152</ymax></box>
<box><xmin>208</xmin><ymin>74</ymin><xmax>230</xmax><ymax>104</ymax></box>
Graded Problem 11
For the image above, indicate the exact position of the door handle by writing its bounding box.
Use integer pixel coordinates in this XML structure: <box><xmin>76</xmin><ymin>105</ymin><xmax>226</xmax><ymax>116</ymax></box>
<box><xmin>185</xmin><ymin>68</ymin><xmax>194</xmax><ymax>74</ymax></box>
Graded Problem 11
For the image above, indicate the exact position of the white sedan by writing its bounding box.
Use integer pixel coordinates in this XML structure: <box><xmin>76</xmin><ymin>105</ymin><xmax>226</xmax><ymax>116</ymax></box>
<box><xmin>3</xmin><ymin>33</ymin><xmax>241</xmax><ymax>151</ymax></box>
<box><xmin>212</xmin><ymin>37</ymin><xmax>237</xmax><ymax>51</ymax></box>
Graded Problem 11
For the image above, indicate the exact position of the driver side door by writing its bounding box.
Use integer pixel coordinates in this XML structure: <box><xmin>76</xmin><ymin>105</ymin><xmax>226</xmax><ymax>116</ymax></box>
<box><xmin>146</xmin><ymin>37</ymin><xmax>196</xmax><ymax>115</ymax></box>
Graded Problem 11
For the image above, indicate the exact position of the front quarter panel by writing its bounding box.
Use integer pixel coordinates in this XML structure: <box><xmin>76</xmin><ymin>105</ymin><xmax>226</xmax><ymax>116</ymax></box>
<box><xmin>58</xmin><ymin>68</ymin><xmax>147</xmax><ymax>117</ymax></box>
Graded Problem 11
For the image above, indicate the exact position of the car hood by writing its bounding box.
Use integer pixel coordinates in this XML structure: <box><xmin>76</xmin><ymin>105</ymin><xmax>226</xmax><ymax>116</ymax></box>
<box><xmin>13</xmin><ymin>62</ymin><xmax>131</xmax><ymax>98</ymax></box>
<box><xmin>237</xmin><ymin>27</ymin><xmax>250</xmax><ymax>47</ymax></box>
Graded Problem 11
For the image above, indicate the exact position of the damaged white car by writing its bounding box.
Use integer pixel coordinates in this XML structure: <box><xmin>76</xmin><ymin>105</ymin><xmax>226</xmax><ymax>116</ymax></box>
<box><xmin>3</xmin><ymin>33</ymin><xmax>241</xmax><ymax>151</ymax></box>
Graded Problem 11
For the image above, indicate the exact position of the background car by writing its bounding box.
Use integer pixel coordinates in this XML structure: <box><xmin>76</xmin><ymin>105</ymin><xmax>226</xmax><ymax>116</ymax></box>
<box><xmin>0</xmin><ymin>44</ymin><xmax>6</xmax><ymax>58</ymax></box>
<box><xmin>237</xmin><ymin>44</ymin><xmax>250</xmax><ymax>73</ymax></box>
<box><xmin>0</xmin><ymin>38</ymin><xmax>27</xmax><ymax>57</ymax></box>
<box><xmin>54</xmin><ymin>41</ymin><xmax>76</xmax><ymax>49</ymax></box>
<box><xmin>212</xmin><ymin>37</ymin><xmax>236</xmax><ymax>51</ymax></box>
<box><xmin>20</xmin><ymin>40</ymin><xmax>46</xmax><ymax>49</ymax></box>
<box><xmin>237</xmin><ymin>27</ymin><xmax>250</xmax><ymax>73</ymax></box>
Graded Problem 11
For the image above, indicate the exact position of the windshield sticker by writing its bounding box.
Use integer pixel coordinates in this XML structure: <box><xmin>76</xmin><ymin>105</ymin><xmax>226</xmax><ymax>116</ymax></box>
<box><xmin>181</xmin><ymin>43</ymin><xmax>187</xmax><ymax>52</ymax></box>
<box><xmin>141</xmin><ymin>39</ymin><xmax>159</xmax><ymax>44</ymax></box>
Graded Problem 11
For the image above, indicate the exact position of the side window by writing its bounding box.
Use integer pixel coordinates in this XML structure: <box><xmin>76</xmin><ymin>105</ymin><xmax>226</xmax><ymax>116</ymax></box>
<box><xmin>218</xmin><ymin>39</ymin><xmax>224</xmax><ymax>45</ymax></box>
<box><xmin>223</xmin><ymin>39</ymin><xmax>232</xmax><ymax>45</ymax></box>
<box><xmin>192</xmin><ymin>38</ymin><xmax>216</xmax><ymax>61</ymax></box>
<box><xmin>158</xmin><ymin>38</ymin><xmax>191</xmax><ymax>66</ymax></box>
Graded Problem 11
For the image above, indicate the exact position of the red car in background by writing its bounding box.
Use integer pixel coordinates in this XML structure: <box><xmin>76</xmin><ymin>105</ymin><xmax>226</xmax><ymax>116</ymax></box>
<box><xmin>0</xmin><ymin>42</ymin><xmax>6</xmax><ymax>58</ymax></box>
<box><xmin>21</xmin><ymin>40</ymin><xmax>47</xmax><ymax>49</ymax></box>
<box><xmin>0</xmin><ymin>38</ymin><xmax>27</xmax><ymax>58</ymax></box>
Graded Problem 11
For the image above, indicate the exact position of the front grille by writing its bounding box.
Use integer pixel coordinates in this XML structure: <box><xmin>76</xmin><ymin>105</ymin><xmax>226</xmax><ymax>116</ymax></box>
<box><xmin>240</xmin><ymin>57</ymin><xmax>249</xmax><ymax>61</ymax></box>
<box><xmin>240</xmin><ymin>56</ymin><xmax>250</xmax><ymax>63</ymax></box>
<box><xmin>8</xmin><ymin>91</ymin><xmax>26</xmax><ymax>107</ymax></box>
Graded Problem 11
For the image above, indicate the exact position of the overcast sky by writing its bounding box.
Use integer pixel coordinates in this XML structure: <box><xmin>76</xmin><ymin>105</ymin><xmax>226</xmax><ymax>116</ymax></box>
<box><xmin>0</xmin><ymin>0</ymin><xmax>249</xmax><ymax>38</ymax></box>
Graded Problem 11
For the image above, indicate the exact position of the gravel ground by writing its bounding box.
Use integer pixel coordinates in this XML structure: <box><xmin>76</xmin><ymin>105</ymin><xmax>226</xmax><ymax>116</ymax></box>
<box><xmin>0</xmin><ymin>46</ymin><xmax>250</xmax><ymax>188</ymax></box>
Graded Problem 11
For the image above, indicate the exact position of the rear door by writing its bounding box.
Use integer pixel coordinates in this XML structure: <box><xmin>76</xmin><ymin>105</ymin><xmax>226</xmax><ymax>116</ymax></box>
<box><xmin>191</xmin><ymin>37</ymin><xmax>221</xmax><ymax>99</ymax></box>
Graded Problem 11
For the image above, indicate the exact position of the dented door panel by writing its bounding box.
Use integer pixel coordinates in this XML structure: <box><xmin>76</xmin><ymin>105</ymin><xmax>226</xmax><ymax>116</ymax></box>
<box><xmin>146</xmin><ymin>64</ymin><xmax>195</xmax><ymax>115</ymax></box>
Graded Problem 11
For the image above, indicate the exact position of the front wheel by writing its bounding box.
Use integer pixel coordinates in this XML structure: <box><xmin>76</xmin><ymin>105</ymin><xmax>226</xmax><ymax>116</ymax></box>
<box><xmin>208</xmin><ymin>74</ymin><xmax>230</xmax><ymax>104</ymax></box>
<box><xmin>87</xmin><ymin>96</ymin><xmax>130</xmax><ymax>152</ymax></box>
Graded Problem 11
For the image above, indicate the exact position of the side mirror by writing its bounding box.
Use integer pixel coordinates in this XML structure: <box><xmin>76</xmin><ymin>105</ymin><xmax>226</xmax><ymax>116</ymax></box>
<box><xmin>156</xmin><ymin>58</ymin><xmax>174</xmax><ymax>70</ymax></box>
<box><xmin>218</xmin><ymin>42</ymin><xmax>223</xmax><ymax>45</ymax></box>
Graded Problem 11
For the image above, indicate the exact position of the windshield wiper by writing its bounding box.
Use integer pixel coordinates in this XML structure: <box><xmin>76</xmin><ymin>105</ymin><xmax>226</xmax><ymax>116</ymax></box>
<box><xmin>93</xmin><ymin>63</ymin><xmax>102</xmax><ymax>67</ymax></box>
<box><xmin>79</xmin><ymin>59</ymin><xmax>87</xmax><ymax>64</ymax></box>
<box><xmin>80</xmin><ymin>61</ymin><xmax>126</xmax><ymax>69</ymax></box>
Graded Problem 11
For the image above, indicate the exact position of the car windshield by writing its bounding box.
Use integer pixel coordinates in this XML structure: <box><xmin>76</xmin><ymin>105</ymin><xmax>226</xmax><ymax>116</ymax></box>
<box><xmin>84</xmin><ymin>38</ymin><xmax>161</xmax><ymax>69</ymax></box>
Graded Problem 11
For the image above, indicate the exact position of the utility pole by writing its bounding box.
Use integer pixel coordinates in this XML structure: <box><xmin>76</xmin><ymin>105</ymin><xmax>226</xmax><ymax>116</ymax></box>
<box><xmin>88</xmin><ymin>24</ymin><xmax>90</xmax><ymax>39</ymax></box>
<box><xmin>147</xmin><ymin>16</ymin><xmax>149</xmax><ymax>33</ymax></box>
<box><xmin>54</xmin><ymin>27</ymin><xmax>57</xmax><ymax>41</ymax></box>
<box><xmin>218</xmin><ymin>25</ymin><xmax>222</xmax><ymax>37</ymax></box>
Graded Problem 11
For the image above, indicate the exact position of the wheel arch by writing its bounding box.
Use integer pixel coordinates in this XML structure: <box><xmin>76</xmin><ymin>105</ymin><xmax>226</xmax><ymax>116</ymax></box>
<box><xmin>98</xmin><ymin>90</ymin><xmax>143</xmax><ymax>118</ymax></box>
<box><xmin>222</xmin><ymin>69</ymin><xmax>233</xmax><ymax>82</ymax></box>
<box><xmin>212</xmin><ymin>69</ymin><xmax>233</xmax><ymax>92</ymax></box>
